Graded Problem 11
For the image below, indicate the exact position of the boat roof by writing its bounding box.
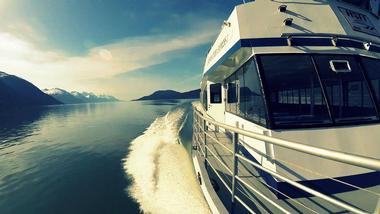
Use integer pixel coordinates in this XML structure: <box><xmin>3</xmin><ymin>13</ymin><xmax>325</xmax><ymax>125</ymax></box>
<box><xmin>203</xmin><ymin>0</ymin><xmax>380</xmax><ymax>82</ymax></box>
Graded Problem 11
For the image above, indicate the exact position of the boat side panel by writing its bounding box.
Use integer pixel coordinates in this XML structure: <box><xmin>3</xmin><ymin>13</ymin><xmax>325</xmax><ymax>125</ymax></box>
<box><xmin>225</xmin><ymin>112</ymin><xmax>276</xmax><ymax>173</ymax></box>
<box><xmin>192</xmin><ymin>154</ymin><xmax>229</xmax><ymax>214</ymax></box>
<box><xmin>271</xmin><ymin>123</ymin><xmax>380</xmax><ymax>180</ymax></box>
<box><xmin>204</xmin><ymin>9</ymin><xmax>240</xmax><ymax>74</ymax></box>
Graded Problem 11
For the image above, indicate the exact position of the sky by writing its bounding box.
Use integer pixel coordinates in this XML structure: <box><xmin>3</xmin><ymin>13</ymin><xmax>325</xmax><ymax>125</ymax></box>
<box><xmin>0</xmin><ymin>0</ymin><xmax>243</xmax><ymax>100</ymax></box>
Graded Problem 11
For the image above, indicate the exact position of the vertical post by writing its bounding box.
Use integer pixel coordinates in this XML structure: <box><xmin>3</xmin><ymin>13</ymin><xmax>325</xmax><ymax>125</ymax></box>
<box><xmin>264</xmin><ymin>130</ymin><xmax>275</xmax><ymax>162</ymax></box>
<box><xmin>339</xmin><ymin>80</ymin><xmax>344</xmax><ymax>118</ymax></box>
<box><xmin>192</xmin><ymin>110</ymin><xmax>194</xmax><ymax>156</ymax></box>
<box><xmin>231</xmin><ymin>122</ymin><xmax>239</xmax><ymax>213</ymax></box>
<box><xmin>192</xmin><ymin>109</ymin><xmax>197</xmax><ymax>156</ymax></box>
<box><xmin>203</xmin><ymin>118</ymin><xmax>208</xmax><ymax>161</ymax></box>
<box><xmin>196</xmin><ymin>112</ymin><xmax>201</xmax><ymax>155</ymax></box>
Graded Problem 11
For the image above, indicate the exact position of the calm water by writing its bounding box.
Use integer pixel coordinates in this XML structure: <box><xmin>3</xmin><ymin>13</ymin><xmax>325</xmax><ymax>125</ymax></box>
<box><xmin>0</xmin><ymin>100</ymin><xmax>193</xmax><ymax>214</ymax></box>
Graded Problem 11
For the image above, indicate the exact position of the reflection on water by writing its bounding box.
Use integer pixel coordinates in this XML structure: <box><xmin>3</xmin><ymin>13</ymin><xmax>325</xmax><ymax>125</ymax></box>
<box><xmin>0</xmin><ymin>101</ymin><xmax>188</xmax><ymax>214</ymax></box>
<box><xmin>0</xmin><ymin>107</ymin><xmax>48</xmax><ymax>143</ymax></box>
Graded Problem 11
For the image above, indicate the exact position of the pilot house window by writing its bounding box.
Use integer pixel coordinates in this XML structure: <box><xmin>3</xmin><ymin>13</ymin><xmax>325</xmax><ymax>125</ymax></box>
<box><xmin>259</xmin><ymin>55</ymin><xmax>332</xmax><ymax>127</ymax></box>
<box><xmin>223</xmin><ymin>54</ymin><xmax>380</xmax><ymax>129</ymax></box>
<box><xmin>314</xmin><ymin>55</ymin><xmax>378</xmax><ymax>123</ymax></box>
<box><xmin>226</xmin><ymin>74</ymin><xmax>238</xmax><ymax>113</ymax></box>
<box><xmin>361</xmin><ymin>57</ymin><xmax>380</xmax><ymax>109</ymax></box>
<box><xmin>226</xmin><ymin>59</ymin><xmax>267</xmax><ymax>126</ymax></box>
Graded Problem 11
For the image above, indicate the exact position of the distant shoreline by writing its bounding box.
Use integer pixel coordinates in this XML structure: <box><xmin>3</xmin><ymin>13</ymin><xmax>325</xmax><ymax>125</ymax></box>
<box><xmin>133</xmin><ymin>89</ymin><xmax>200</xmax><ymax>101</ymax></box>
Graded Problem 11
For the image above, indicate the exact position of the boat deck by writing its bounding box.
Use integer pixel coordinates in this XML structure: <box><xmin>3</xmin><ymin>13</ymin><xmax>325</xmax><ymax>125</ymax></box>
<box><xmin>202</xmin><ymin>131</ymin><xmax>380</xmax><ymax>214</ymax></box>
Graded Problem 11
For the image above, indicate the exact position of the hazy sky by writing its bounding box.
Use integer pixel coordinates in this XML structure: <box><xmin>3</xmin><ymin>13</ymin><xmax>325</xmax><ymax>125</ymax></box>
<box><xmin>0</xmin><ymin>0</ymin><xmax>242</xmax><ymax>100</ymax></box>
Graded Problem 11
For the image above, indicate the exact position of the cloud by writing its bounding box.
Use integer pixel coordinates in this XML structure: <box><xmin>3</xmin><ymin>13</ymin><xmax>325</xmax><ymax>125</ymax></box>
<box><xmin>0</xmin><ymin>20</ymin><xmax>217</xmax><ymax>97</ymax></box>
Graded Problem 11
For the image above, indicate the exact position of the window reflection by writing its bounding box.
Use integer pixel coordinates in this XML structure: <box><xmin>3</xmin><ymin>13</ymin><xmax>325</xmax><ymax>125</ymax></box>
<box><xmin>241</xmin><ymin>60</ymin><xmax>267</xmax><ymax>126</ymax></box>
<box><xmin>226</xmin><ymin>74</ymin><xmax>238</xmax><ymax>114</ymax></box>
<box><xmin>314</xmin><ymin>55</ymin><xmax>378</xmax><ymax>122</ymax></box>
<box><xmin>361</xmin><ymin>57</ymin><xmax>380</xmax><ymax>108</ymax></box>
<box><xmin>222</xmin><ymin>54</ymin><xmax>380</xmax><ymax>129</ymax></box>
<box><xmin>226</xmin><ymin>59</ymin><xmax>267</xmax><ymax>126</ymax></box>
<box><xmin>260</xmin><ymin>55</ymin><xmax>332</xmax><ymax>127</ymax></box>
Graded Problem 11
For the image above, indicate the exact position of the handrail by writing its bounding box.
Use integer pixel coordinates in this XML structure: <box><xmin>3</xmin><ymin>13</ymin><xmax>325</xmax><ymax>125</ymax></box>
<box><xmin>233</xmin><ymin>196</ymin><xmax>255</xmax><ymax>214</ymax></box>
<box><xmin>192</xmin><ymin>105</ymin><xmax>379</xmax><ymax>213</ymax></box>
<box><xmin>281</xmin><ymin>33</ymin><xmax>380</xmax><ymax>46</ymax></box>
<box><xmin>205</xmin><ymin>157</ymin><xmax>232</xmax><ymax>194</ymax></box>
<box><xmin>193</xmin><ymin>106</ymin><xmax>380</xmax><ymax>171</ymax></box>
<box><xmin>205</xmin><ymin>144</ymin><xmax>233</xmax><ymax>175</ymax></box>
<box><xmin>235</xmin><ymin>175</ymin><xmax>291</xmax><ymax>214</ymax></box>
<box><xmin>204</xmin><ymin>131</ymin><xmax>234</xmax><ymax>155</ymax></box>
<box><xmin>237</xmin><ymin>154</ymin><xmax>367</xmax><ymax>214</ymax></box>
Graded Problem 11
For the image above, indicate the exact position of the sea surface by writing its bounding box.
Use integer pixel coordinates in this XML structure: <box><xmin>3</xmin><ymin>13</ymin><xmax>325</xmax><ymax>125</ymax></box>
<box><xmin>0</xmin><ymin>100</ymin><xmax>209</xmax><ymax>214</ymax></box>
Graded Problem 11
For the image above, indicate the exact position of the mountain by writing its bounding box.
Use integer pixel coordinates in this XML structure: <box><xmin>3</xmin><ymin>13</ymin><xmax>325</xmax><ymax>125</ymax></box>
<box><xmin>43</xmin><ymin>88</ymin><xmax>84</xmax><ymax>104</ymax></box>
<box><xmin>134</xmin><ymin>89</ymin><xmax>200</xmax><ymax>101</ymax></box>
<box><xmin>44</xmin><ymin>88</ymin><xmax>120</xmax><ymax>104</ymax></box>
<box><xmin>71</xmin><ymin>91</ymin><xmax>119</xmax><ymax>103</ymax></box>
<box><xmin>0</xmin><ymin>71</ymin><xmax>61</xmax><ymax>108</ymax></box>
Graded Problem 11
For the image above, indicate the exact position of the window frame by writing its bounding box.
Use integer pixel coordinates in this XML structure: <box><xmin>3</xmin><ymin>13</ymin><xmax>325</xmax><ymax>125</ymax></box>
<box><xmin>224</xmin><ymin>57</ymin><xmax>270</xmax><ymax>128</ymax></box>
<box><xmin>227</xmin><ymin>80</ymin><xmax>238</xmax><ymax>104</ymax></box>
<box><xmin>257</xmin><ymin>53</ymin><xmax>380</xmax><ymax>129</ymax></box>
<box><xmin>223</xmin><ymin>53</ymin><xmax>380</xmax><ymax>129</ymax></box>
<box><xmin>201</xmin><ymin>88</ymin><xmax>208</xmax><ymax>111</ymax></box>
<box><xmin>210</xmin><ymin>83</ymin><xmax>222</xmax><ymax>104</ymax></box>
<box><xmin>312</xmin><ymin>54</ymin><xmax>379</xmax><ymax>124</ymax></box>
<box><xmin>358</xmin><ymin>55</ymin><xmax>380</xmax><ymax>113</ymax></box>
<box><xmin>257</xmin><ymin>54</ymin><xmax>333</xmax><ymax>129</ymax></box>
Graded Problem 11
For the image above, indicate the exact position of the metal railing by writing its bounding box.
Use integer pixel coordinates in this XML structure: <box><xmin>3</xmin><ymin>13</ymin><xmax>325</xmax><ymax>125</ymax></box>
<box><xmin>192</xmin><ymin>105</ymin><xmax>380</xmax><ymax>214</ymax></box>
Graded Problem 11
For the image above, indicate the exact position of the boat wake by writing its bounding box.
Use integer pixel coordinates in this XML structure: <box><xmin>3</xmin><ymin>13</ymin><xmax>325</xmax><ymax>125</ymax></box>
<box><xmin>123</xmin><ymin>107</ymin><xmax>211</xmax><ymax>214</ymax></box>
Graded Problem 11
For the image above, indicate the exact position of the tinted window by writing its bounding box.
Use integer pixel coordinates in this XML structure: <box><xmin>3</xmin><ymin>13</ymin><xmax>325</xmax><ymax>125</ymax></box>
<box><xmin>202</xmin><ymin>89</ymin><xmax>207</xmax><ymax>111</ymax></box>
<box><xmin>227</xmin><ymin>82</ymin><xmax>237</xmax><ymax>103</ymax></box>
<box><xmin>210</xmin><ymin>83</ymin><xmax>222</xmax><ymax>103</ymax></box>
<box><xmin>225</xmin><ymin>60</ymin><xmax>268</xmax><ymax>126</ymax></box>
<box><xmin>226</xmin><ymin>74</ymin><xmax>238</xmax><ymax>114</ymax></box>
<box><xmin>314</xmin><ymin>55</ymin><xmax>378</xmax><ymax>123</ymax></box>
<box><xmin>361</xmin><ymin>57</ymin><xmax>380</xmax><ymax>108</ymax></box>
<box><xmin>259</xmin><ymin>55</ymin><xmax>332</xmax><ymax>127</ymax></box>
<box><xmin>236</xmin><ymin>67</ymin><xmax>244</xmax><ymax>116</ymax></box>
<box><xmin>240</xmin><ymin>60</ymin><xmax>267</xmax><ymax>126</ymax></box>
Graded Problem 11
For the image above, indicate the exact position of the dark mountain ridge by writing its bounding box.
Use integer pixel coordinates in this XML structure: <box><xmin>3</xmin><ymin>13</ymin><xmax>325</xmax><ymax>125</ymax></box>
<box><xmin>134</xmin><ymin>89</ymin><xmax>200</xmax><ymax>101</ymax></box>
<box><xmin>0</xmin><ymin>71</ymin><xmax>61</xmax><ymax>108</ymax></box>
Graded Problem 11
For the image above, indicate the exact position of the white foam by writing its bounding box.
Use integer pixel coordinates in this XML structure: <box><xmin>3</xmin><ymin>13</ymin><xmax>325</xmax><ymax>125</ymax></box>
<box><xmin>123</xmin><ymin>108</ymin><xmax>211</xmax><ymax>214</ymax></box>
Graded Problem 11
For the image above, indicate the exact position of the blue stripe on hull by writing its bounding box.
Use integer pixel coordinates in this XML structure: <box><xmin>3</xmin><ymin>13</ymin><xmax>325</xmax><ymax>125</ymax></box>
<box><xmin>241</xmin><ymin>38</ymin><xmax>289</xmax><ymax>47</ymax></box>
<box><xmin>204</xmin><ymin>36</ymin><xmax>380</xmax><ymax>77</ymax></box>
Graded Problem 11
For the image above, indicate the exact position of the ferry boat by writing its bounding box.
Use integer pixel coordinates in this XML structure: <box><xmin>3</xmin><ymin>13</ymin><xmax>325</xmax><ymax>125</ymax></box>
<box><xmin>192</xmin><ymin>0</ymin><xmax>380</xmax><ymax>213</ymax></box>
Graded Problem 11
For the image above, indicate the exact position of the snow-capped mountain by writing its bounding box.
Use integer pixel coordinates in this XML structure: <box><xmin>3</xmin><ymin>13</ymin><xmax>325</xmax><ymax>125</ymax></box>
<box><xmin>0</xmin><ymin>71</ymin><xmax>61</xmax><ymax>108</ymax></box>
<box><xmin>44</xmin><ymin>88</ymin><xmax>119</xmax><ymax>104</ymax></box>
<box><xmin>0</xmin><ymin>71</ymin><xmax>9</xmax><ymax>78</ymax></box>
<box><xmin>43</xmin><ymin>88</ymin><xmax>66</xmax><ymax>96</ymax></box>
<box><xmin>43</xmin><ymin>88</ymin><xmax>84</xmax><ymax>104</ymax></box>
